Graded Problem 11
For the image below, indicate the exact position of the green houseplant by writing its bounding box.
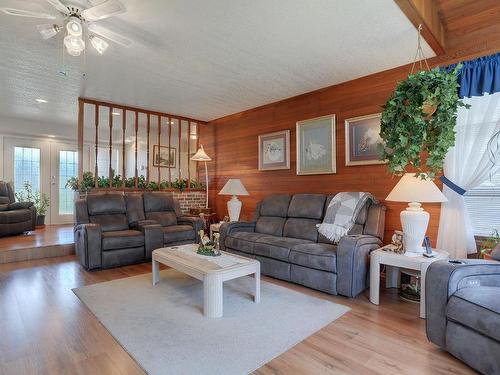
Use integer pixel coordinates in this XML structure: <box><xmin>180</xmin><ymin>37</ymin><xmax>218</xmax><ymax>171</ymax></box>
<box><xmin>480</xmin><ymin>230</ymin><xmax>500</xmax><ymax>260</ymax></box>
<box><xmin>379</xmin><ymin>65</ymin><xmax>468</xmax><ymax>179</ymax></box>
<box><xmin>15</xmin><ymin>181</ymin><xmax>50</xmax><ymax>226</ymax></box>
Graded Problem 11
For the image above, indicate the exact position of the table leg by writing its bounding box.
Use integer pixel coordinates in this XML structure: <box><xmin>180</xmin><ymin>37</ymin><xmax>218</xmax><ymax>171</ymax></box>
<box><xmin>204</xmin><ymin>273</ymin><xmax>223</xmax><ymax>318</ymax></box>
<box><xmin>369</xmin><ymin>253</ymin><xmax>380</xmax><ymax>305</ymax></box>
<box><xmin>420</xmin><ymin>263</ymin><xmax>431</xmax><ymax>319</ymax></box>
<box><xmin>386</xmin><ymin>266</ymin><xmax>400</xmax><ymax>288</ymax></box>
<box><xmin>152</xmin><ymin>258</ymin><xmax>160</xmax><ymax>286</ymax></box>
<box><xmin>254</xmin><ymin>265</ymin><xmax>261</xmax><ymax>303</ymax></box>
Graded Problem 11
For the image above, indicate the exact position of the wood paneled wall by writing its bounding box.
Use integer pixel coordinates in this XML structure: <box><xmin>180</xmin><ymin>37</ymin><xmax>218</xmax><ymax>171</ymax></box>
<box><xmin>199</xmin><ymin>9</ymin><xmax>500</xmax><ymax>246</ymax></box>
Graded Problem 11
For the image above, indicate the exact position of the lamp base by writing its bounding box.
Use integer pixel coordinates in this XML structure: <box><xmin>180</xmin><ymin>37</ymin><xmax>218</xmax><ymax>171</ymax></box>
<box><xmin>400</xmin><ymin>202</ymin><xmax>429</xmax><ymax>253</ymax></box>
<box><xmin>227</xmin><ymin>195</ymin><xmax>242</xmax><ymax>222</ymax></box>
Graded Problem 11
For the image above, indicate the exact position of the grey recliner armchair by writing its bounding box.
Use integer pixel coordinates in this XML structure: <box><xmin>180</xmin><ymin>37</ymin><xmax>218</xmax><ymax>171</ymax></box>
<box><xmin>426</xmin><ymin>255</ymin><xmax>500</xmax><ymax>375</ymax></box>
<box><xmin>0</xmin><ymin>181</ymin><xmax>36</xmax><ymax>237</ymax></box>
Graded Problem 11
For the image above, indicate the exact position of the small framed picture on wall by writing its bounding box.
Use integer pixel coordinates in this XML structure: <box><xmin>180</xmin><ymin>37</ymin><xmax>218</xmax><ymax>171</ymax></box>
<box><xmin>153</xmin><ymin>145</ymin><xmax>176</xmax><ymax>168</ymax></box>
<box><xmin>345</xmin><ymin>113</ymin><xmax>385</xmax><ymax>166</ymax></box>
<box><xmin>296</xmin><ymin>115</ymin><xmax>336</xmax><ymax>175</ymax></box>
<box><xmin>258</xmin><ymin>130</ymin><xmax>290</xmax><ymax>171</ymax></box>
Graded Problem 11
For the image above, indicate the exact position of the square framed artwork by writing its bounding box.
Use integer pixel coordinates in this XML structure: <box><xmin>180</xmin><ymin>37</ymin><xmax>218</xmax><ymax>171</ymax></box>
<box><xmin>344</xmin><ymin>113</ymin><xmax>385</xmax><ymax>166</ymax></box>
<box><xmin>153</xmin><ymin>145</ymin><xmax>176</xmax><ymax>168</ymax></box>
<box><xmin>296</xmin><ymin>115</ymin><xmax>336</xmax><ymax>175</ymax></box>
<box><xmin>258</xmin><ymin>130</ymin><xmax>290</xmax><ymax>171</ymax></box>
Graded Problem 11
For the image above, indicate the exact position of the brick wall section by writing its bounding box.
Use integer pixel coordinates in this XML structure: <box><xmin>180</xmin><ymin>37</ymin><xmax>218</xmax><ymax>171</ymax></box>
<box><xmin>172</xmin><ymin>191</ymin><xmax>207</xmax><ymax>214</ymax></box>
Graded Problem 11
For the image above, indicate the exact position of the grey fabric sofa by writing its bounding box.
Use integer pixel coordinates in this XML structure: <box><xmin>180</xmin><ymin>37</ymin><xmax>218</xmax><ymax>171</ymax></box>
<box><xmin>426</xmin><ymin>258</ymin><xmax>500</xmax><ymax>375</ymax></box>
<box><xmin>75</xmin><ymin>192</ymin><xmax>203</xmax><ymax>270</ymax></box>
<box><xmin>0</xmin><ymin>181</ymin><xmax>36</xmax><ymax>237</ymax></box>
<box><xmin>219</xmin><ymin>193</ymin><xmax>386</xmax><ymax>297</ymax></box>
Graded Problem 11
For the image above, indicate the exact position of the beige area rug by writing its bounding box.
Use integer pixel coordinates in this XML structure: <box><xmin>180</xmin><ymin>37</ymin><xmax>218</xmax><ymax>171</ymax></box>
<box><xmin>73</xmin><ymin>269</ymin><xmax>349</xmax><ymax>375</ymax></box>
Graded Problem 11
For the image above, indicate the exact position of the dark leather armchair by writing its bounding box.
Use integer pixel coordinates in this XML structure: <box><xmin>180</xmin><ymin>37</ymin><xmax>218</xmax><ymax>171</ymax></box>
<box><xmin>426</xmin><ymin>257</ymin><xmax>500</xmax><ymax>374</ymax></box>
<box><xmin>0</xmin><ymin>181</ymin><xmax>36</xmax><ymax>237</ymax></box>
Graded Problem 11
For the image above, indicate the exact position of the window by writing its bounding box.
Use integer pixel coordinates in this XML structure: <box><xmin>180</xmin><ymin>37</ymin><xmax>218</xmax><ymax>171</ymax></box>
<box><xmin>464</xmin><ymin>169</ymin><xmax>500</xmax><ymax>237</ymax></box>
<box><xmin>14</xmin><ymin>146</ymin><xmax>40</xmax><ymax>193</ymax></box>
<box><xmin>59</xmin><ymin>150</ymin><xmax>78</xmax><ymax>215</ymax></box>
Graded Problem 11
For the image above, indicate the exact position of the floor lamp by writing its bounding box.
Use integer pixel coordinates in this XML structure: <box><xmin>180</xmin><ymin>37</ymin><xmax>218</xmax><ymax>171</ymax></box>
<box><xmin>190</xmin><ymin>145</ymin><xmax>212</xmax><ymax>209</ymax></box>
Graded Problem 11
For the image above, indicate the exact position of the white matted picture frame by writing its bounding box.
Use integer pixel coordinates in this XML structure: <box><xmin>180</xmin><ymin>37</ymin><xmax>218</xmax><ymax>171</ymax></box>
<box><xmin>345</xmin><ymin>113</ymin><xmax>385</xmax><ymax>166</ymax></box>
<box><xmin>258</xmin><ymin>130</ymin><xmax>290</xmax><ymax>171</ymax></box>
<box><xmin>296</xmin><ymin>115</ymin><xmax>336</xmax><ymax>175</ymax></box>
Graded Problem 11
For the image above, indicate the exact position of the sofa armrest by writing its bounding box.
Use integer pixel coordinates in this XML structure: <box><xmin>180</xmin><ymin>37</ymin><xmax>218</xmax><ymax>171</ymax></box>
<box><xmin>336</xmin><ymin>234</ymin><xmax>382</xmax><ymax>297</ymax></box>
<box><xmin>135</xmin><ymin>221</ymin><xmax>164</xmax><ymax>259</ymax></box>
<box><xmin>8</xmin><ymin>202</ymin><xmax>34</xmax><ymax>210</ymax></box>
<box><xmin>29</xmin><ymin>206</ymin><xmax>37</xmax><ymax>230</ymax></box>
<box><xmin>74</xmin><ymin>223</ymin><xmax>102</xmax><ymax>270</ymax></box>
<box><xmin>425</xmin><ymin>259</ymin><xmax>500</xmax><ymax>348</ymax></box>
<box><xmin>219</xmin><ymin>221</ymin><xmax>256</xmax><ymax>250</ymax></box>
<box><xmin>177</xmin><ymin>216</ymin><xmax>204</xmax><ymax>241</ymax></box>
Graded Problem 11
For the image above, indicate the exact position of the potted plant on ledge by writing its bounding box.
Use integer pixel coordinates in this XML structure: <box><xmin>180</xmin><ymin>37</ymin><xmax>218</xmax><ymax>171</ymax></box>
<box><xmin>15</xmin><ymin>181</ymin><xmax>50</xmax><ymax>227</ymax></box>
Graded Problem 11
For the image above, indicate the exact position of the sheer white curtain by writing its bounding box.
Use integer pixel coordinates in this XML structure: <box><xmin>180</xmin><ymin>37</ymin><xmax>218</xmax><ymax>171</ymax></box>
<box><xmin>437</xmin><ymin>91</ymin><xmax>500</xmax><ymax>259</ymax></box>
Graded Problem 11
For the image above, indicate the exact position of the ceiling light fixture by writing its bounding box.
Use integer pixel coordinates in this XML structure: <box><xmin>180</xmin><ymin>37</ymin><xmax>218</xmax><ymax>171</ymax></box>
<box><xmin>90</xmin><ymin>35</ymin><xmax>109</xmax><ymax>55</ymax></box>
<box><xmin>66</xmin><ymin>16</ymin><xmax>82</xmax><ymax>36</ymax></box>
<box><xmin>64</xmin><ymin>34</ymin><xmax>85</xmax><ymax>56</ymax></box>
<box><xmin>36</xmin><ymin>98</ymin><xmax>48</xmax><ymax>103</ymax></box>
<box><xmin>36</xmin><ymin>24</ymin><xmax>61</xmax><ymax>40</ymax></box>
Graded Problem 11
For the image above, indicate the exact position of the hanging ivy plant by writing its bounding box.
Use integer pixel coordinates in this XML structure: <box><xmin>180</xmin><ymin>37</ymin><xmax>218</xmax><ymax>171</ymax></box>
<box><xmin>379</xmin><ymin>65</ymin><xmax>469</xmax><ymax>179</ymax></box>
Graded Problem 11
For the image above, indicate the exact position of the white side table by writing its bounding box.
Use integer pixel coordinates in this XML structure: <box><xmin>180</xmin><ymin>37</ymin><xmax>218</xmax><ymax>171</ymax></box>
<box><xmin>369</xmin><ymin>248</ymin><xmax>449</xmax><ymax>318</ymax></box>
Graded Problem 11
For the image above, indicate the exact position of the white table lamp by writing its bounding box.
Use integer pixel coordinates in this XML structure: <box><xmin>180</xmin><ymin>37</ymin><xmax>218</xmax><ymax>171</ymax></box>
<box><xmin>386</xmin><ymin>173</ymin><xmax>447</xmax><ymax>253</ymax></box>
<box><xmin>218</xmin><ymin>179</ymin><xmax>249</xmax><ymax>222</ymax></box>
<box><xmin>191</xmin><ymin>145</ymin><xmax>212</xmax><ymax>209</ymax></box>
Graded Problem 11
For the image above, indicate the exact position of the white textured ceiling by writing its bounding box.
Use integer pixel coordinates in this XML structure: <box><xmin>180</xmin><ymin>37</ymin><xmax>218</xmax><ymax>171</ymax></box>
<box><xmin>0</xmin><ymin>0</ymin><xmax>434</xmax><ymax>129</ymax></box>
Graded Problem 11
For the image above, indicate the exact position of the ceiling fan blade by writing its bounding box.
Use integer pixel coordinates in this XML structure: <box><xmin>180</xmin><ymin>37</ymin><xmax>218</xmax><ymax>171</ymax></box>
<box><xmin>88</xmin><ymin>23</ymin><xmax>132</xmax><ymax>47</ymax></box>
<box><xmin>82</xmin><ymin>0</ymin><xmax>124</xmax><ymax>21</ymax></box>
<box><xmin>1</xmin><ymin>7</ymin><xmax>56</xmax><ymax>19</ymax></box>
<box><xmin>45</xmin><ymin>0</ymin><xmax>69</xmax><ymax>14</ymax></box>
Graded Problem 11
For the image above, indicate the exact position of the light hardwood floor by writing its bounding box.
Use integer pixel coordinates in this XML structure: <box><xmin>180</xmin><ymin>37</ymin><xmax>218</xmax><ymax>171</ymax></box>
<box><xmin>0</xmin><ymin>256</ymin><xmax>476</xmax><ymax>375</ymax></box>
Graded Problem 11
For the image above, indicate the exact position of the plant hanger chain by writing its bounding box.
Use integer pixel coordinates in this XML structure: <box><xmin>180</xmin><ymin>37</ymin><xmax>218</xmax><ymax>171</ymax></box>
<box><xmin>410</xmin><ymin>24</ymin><xmax>430</xmax><ymax>74</ymax></box>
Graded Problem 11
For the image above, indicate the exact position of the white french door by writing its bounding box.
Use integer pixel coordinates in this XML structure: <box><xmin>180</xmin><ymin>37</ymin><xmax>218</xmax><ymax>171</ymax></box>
<box><xmin>3</xmin><ymin>137</ymin><xmax>79</xmax><ymax>225</ymax></box>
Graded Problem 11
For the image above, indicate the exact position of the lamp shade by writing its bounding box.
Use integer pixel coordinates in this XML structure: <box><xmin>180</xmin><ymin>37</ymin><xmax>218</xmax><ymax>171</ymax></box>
<box><xmin>386</xmin><ymin>173</ymin><xmax>447</xmax><ymax>203</ymax></box>
<box><xmin>219</xmin><ymin>179</ymin><xmax>249</xmax><ymax>196</ymax></box>
<box><xmin>190</xmin><ymin>145</ymin><xmax>211</xmax><ymax>161</ymax></box>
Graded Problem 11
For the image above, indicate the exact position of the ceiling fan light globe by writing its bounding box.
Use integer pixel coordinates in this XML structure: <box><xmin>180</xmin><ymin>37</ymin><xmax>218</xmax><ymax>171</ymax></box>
<box><xmin>64</xmin><ymin>35</ymin><xmax>85</xmax><ymax>54</ymax></box>
<box><xmin>66</xmin><ymin>16</ymin><xmax>82</xmax><ymax>36</ymax></box>
<box><xmin>66</xmin><ymin>47</ymin><xmax>81</xmax><ymax>57</ymax></box>
<box><xmin>37</xmin><ymin>24</ymin><xmax>60</xmax><ymax>40</ymax></box>
<box><xmin>90</xmin><ymin>35</ymin><xmax>109</xmax><ymax>55</ymax></box>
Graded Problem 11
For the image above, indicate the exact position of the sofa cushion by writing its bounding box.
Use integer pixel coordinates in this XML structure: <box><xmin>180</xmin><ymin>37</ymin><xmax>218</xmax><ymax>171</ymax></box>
<box><xmin>255</xmin><ymin>216</ymin><xmax>286</xmax><ymax>236</ymax></box>
<box><xmin>146</xmin><ymin>211</ymin><xmax>177</xmax><ymax>227</ymax></box>
<box><xmin>0</xmin><ymin>209</ymin><xmax>33</xmax><ymax>224</ymax></box>
<box><xmin>254</xmin><ymin>235</ymin><xmax>312</xmax><ymax>261</ymax></box>
<box><xmin>225</xmin><ymin>232</ymin><xmax>266</xmax><ymax>254</ymax></box>
<box><xmin>287</xmin><ymin>194</ymin><xmax>325</xmax><ymax>219</ymax></box>
<box><xmin>163</xmin><ymin>225</ymin><xmax>195</xmax><ymax>243</ymax></box>
<box><xmin>90</xmin><ymin>214</ymin><xmax>129</xmax><ymax>232</ymax></box>
<box><xmin>143</xmin><ymin>192</ymin><xmax>175</xmax><ymax>213</ymax></box>
<box><xmin>102</xmin><ymin>230</ymin><xmax>144</xmax><ymax>251</ymax></box>
<box><xmin>447</xmin><ymin>286</ymin><xmax>500</xmax><ymax>342</ymax></box>
<box><xmin>87</xmin><ymin>194</ymin><xmax>126</xmax><ymax>215</ymax></box>
<box><xmin>259</xmin><ymin>194</ymin><xmax>291</xmax><ymax>217</ymax></box>
<box><xmin>0</xmin><ymin>197</ymin><xmax>10</xmax><ymax>205</ymax></box>
<box><xmin>289</xmin><ymin>243</ymin><xmax>337</xmax><ymax>273</ymax></box>
<box><xmin>283</xmin><ymin>218</ymin><xmax>320</xmax><ymax>242</ymax></box>
<box><xmin>125</xmin><ymin>194</ymin><xmax>146</xmax><ymax>225</ymax></box>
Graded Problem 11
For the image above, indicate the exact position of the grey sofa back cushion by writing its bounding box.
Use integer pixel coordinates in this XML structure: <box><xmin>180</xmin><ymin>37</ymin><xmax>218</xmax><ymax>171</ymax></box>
<box><xmin>146</xmin><ymin>211</ymin><xmax>177</xmax><ymax>227</ymax></box>
<box><xmin>90</xmin><ymin>214</ymin><xmax>129</xmax><ymax>232</ymax></box>
<box><xmin>255</xmin><ymin>217</ymin><xmax>286</xmax><ymax>236</ymax></box>
<box><xmin>87</xmin><ymin>194</ymin><xmax>126</xmax><ymax>215</ymax></box>
<box><xmin>363</xmin><ymin>204</ymin><xmax>386</xmax><ymax>240</ymax></box>
<box><xmin>288</xmin><ymin>194</ymin><xmax>325</xmax><ymax>219</ymax></box>
<box><xmin>283</xmin><ymin>218</ymin><xmax>320</xmax><ymax>242</ymax></box>
<box><xmin>0</xmin><ymin>197</ymin><xmax>10</xmax><ymax>205</ymax></box>
<box><xmin>143</xmin><ymin>192</ymin><xmax>175</xmax><ymax>213</ymax></box>
<box><xmin>75</xmin><ymin>199</ymin><xmax>90</xmax><ymax>224</ymax></box>
<box><xmin>125</xmin><ymin>194</ymin><xmax>146</xmax><ymax>225</ymax></box>
<box><xmin>259</xmin><ymin>194</ymin><xmax>291</xmax><ymax>217</ymax></box>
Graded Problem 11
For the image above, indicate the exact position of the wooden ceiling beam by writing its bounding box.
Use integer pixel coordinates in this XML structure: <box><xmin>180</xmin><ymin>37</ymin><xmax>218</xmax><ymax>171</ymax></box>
<box><xmin>395</xmin><ymin>0</ymin><xmax>446</xmax><ymax>55</ymax></box>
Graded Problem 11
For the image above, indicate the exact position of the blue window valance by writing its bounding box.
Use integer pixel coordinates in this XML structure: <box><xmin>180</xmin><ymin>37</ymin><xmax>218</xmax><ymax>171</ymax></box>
<box><xmin>448</xmin><ymin>53</ymin><xmax>500</xmax><ymax>99</ymax></box>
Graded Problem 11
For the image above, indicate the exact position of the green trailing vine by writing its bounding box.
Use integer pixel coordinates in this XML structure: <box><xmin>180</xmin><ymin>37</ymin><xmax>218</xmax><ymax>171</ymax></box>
<box><xmin>379</xmin><ymin>65</ymin><xmax>469</xmax><ymax>179</ymax></box>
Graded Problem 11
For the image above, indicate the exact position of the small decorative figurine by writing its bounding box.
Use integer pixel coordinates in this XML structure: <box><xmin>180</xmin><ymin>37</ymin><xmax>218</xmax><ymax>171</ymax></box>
<box><xmin>197</xmin><ymin>229</ymin><xmax>221</xmax><ymax>257</ymax></box>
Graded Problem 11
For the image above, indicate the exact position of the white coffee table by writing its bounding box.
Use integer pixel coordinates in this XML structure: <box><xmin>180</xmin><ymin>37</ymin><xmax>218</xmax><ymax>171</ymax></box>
<box><xmin>152</xmin><ymin>244</ymin><xmax>260</xmax><ymax>318</ymax></box>
<box><xmin>369</xmin><ymin>248</ymin><xmax>449</xmax><ymax>318</ymax></box>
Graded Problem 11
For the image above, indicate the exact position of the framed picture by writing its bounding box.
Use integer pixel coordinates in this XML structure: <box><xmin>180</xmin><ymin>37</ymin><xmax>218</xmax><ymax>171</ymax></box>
<box><xmin>296</xmin><ymin>115</ymin><xmax>336</xmax><ymax>175</ymax></box>
<box><xmin>153</xmin><ymin>145</ymin><xmax>176</xmax><ymax>168</ymax></box>
<box><xmin>345</xmin><ymin>113</ymin><xmax>385</xmax><ymax>166</ymax></box>
<box><xmin>258</xmin><ymin>130</ymin><xmax>290</xmax><ymax>171</ymax></box>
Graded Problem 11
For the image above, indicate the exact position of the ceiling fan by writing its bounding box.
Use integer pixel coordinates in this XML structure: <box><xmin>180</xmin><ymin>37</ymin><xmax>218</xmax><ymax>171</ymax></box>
<box><xmin>1</xmin><ymin>0</ymin><xmax>132</xmax><ymax>56</ymax></box>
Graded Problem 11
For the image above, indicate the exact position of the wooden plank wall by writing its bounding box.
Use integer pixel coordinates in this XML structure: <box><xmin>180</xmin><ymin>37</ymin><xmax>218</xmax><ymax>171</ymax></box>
<box><xmin>199</xmin><ymin>9</ymin><xmax>500</xmax><ymax>246</ymax></box>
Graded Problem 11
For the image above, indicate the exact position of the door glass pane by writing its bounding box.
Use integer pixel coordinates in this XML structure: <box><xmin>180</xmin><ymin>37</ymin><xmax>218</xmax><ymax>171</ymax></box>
<box><xmin>14</xmin><ymin>146</ymin><xmax>41</xmax><ymax>193</ymax></box>
<box><xmin>59</xmin><ymin>150</ymin><xmax>78</xmax><ymax>215</ymax></box>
